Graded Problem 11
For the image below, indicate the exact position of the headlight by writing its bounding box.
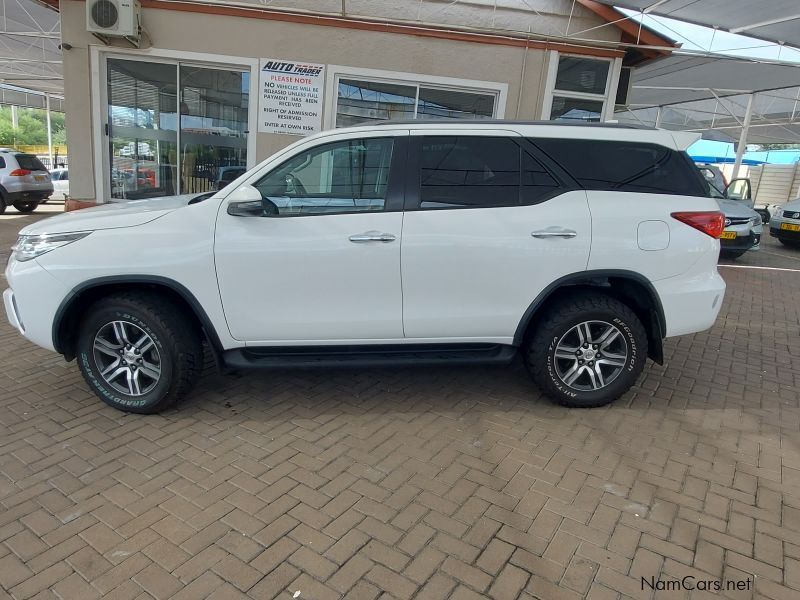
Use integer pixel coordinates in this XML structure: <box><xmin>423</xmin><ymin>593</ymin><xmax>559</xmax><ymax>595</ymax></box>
<box><xmin>771</xmin><ymin>204</ymin><xmax>783</xmax><ymax>216</ymax></box>
<box><xmin>11</xmin><ymin>232</ymin><xmax>91</xmax><ymax>262</ymax></box>
<box><xmin>751</xmin><ymin>215</ymin><xmax>762</xmax><ymax>227</ymax></box>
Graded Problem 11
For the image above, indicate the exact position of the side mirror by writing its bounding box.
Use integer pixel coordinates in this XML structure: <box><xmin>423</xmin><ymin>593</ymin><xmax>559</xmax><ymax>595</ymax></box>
<box><xmin>226</xmin><ymin>184</ymin><xmax>263</xmax><ymax>217</ymax></box>
<box><xmin>724</xmin><ymin>178</ymin><xmax>753</xmax><ymax>207</ymax></box>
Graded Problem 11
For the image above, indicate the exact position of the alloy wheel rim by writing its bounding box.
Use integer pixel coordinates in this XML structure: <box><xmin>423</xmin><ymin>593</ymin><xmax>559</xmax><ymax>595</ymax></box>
<box><xmin>92</xmin><ymin>321</ymin><xmax>161</xmax><ymax>396</ymax></box>
<box><xmin>554</xmin><ymin>320</ymin><xmax>628</xmax><ymax>391</ymax></box>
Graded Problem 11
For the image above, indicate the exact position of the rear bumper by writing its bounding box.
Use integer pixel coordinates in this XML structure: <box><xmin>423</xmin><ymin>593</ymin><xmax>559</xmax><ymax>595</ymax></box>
<box><xmin>5</xmin><ymin>189</ymin><xmax>52</xmax><ymax>202</ymax></box>
<box><xmin>654</xmin><ymin>269</ymin><xmax>726</xmax><ymax>338</ymax></box>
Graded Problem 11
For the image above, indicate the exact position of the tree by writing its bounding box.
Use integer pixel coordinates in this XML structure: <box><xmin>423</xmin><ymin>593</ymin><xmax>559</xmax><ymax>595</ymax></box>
<box><xmin>754</xmin><ymin>143</ymin><xmax>800</xmax><ymax>151</ymax></box>
<box><xmin>0</xmin><ymin>106</ymin><xmax>66</xmax><ymax>146</ymax></box>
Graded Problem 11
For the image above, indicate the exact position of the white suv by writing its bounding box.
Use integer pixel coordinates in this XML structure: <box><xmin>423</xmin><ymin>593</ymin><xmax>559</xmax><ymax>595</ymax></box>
<box><xmin>4</xmin><ymin>122</ymin><xmax>726</xmax><ymax>413</ymax></box>
<box><xmin>0</xmin><ymin>149</ymin><xmax>53</xmax><ymax>213</ymax></box>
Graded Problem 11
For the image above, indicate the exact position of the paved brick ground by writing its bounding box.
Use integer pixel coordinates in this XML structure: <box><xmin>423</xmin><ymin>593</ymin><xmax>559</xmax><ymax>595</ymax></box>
<box><xmin>2</xmin><ymin>206</ymin><xmax>800</xmax><ymax>599</ymax></box>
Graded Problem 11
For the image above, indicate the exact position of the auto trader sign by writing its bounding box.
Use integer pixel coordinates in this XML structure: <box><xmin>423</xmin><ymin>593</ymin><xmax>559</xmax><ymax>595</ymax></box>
<box><xmin>258</xmin><ymin>59</ymin><xmax>325</xmax><ymax>135</ymax></box>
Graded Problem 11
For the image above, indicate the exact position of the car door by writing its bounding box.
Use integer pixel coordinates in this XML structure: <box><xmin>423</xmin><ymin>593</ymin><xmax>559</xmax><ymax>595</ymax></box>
<box><xmin>400</xmin><ymin>131</ymin><xmax>591</xmax><ymax>340</ymax></box>
<box><xmin>214</xmin><ymin>131</ymin><xmax>407</xmax><ymax>343</ymax></box>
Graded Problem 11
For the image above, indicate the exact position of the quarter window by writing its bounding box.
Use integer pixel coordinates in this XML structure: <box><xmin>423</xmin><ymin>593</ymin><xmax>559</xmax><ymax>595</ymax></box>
<box><xmin>415</xmin><ymin>136</ymin><xmax>560</xmax><ymax>209</ymax></box>
<box><xmin>534</xmin><ymin>139</ymin><xmax>707</xmax><ymax>196</ymax></box>
<box><xmin>254</xmin><ymin>137</ymin><xmax>394</xmax><ymax>216</ymax></box>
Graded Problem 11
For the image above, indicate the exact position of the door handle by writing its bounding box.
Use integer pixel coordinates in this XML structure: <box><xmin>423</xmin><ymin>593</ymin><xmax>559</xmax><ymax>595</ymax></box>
<box><xmin>349</xmin><ymin>231</ymin><xmax>396</xmax><ymax>243</ymax></box>
<box><xmin>532</xmin><ymin>229</ymin><xmax>578</xmax><ymax>239</ymax></box>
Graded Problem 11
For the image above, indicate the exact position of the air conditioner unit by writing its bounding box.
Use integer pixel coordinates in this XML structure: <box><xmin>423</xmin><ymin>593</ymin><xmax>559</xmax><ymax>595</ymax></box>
<box><xmin>86</xmin><ymin>0</ymin><xmax>141</xmax><ymax>40</ymax></box>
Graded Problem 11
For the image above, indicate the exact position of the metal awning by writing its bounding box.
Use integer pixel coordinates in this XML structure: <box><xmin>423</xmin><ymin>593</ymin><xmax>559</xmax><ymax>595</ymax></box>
<box><xmin>593</xmin><ymin>0</ymin><xmax>800</xmax><ymax>49</ymax></box>
<box><xmin>0</xmin><ymin>0</ymin><xmax>62</xmax><ymax>97</ymax></box>
<box><xmin>616</xmin><ymin>52</ymin><xmax>800</xmax><ymax>146</ymax></box>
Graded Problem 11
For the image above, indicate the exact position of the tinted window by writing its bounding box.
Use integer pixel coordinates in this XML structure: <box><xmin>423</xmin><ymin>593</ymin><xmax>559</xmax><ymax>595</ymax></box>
<box><xmin>522</xmin><ymin>152</ymin><xmax>561</xmax><ymax>205</ymax></box>
<box><xmin>533</xmin><ymin>139</ymin><xmax>706</xmax><ymax>196</ymax></box>
<box><xmin>15</xmin><ymin>154</ymin><xmax>47</xmax><ymax>172</ymax></box>
<box><xmin>417</xmin><ymin>136</ymin><xmax>559</xmax><ymax>209</ymax></box>
<box><xmin>0</xmin><ymin>157</ymin><xmax>5</xmax><ymax>169</ymax></box>
<box><xmin>254</xmin><ymin>137</ymin><xmax>394</xmax><ymax>216</ymax></box>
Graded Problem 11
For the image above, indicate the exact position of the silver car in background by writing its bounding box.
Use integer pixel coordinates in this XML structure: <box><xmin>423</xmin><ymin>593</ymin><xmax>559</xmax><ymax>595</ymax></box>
<box><xmin>0</xmin><ymin>149</ymin><xmax>53</xmax><ymax>214</ymax></box>
<box><xmin>768</xmin><ymin>198</ymin><xmax>800</xmax><ymax>249</ymax></box>
<box><xmin>698</xmin><ymin>165</ymin><xmax>761</xmax><ymax>259</ymax></box>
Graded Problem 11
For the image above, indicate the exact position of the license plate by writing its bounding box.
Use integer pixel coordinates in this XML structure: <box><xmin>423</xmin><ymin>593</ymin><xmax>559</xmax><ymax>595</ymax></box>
<box><xmin>34</xmin><ymin>175</ymin><xmax>46</xmax><ymax>182</ymax></box>
<box><xmin>720</xmin><ymin>231</ymin><xmax>737</xmax><ymax>239</ymax></box>
<box><xmin>781</xmin><ymin>222</ymin><xmax>800</xmax><ymax>232</ymax></box>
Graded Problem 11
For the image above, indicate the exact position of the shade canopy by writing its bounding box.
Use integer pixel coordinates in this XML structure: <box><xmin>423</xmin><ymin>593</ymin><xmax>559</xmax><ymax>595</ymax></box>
<box><xmin>616</xmin><ymin>53</ymin><xmax>800</xmax><ymax>144</ymax></box>
<box><xmin>0</xmin><ymin>0</ymin><xmax>62</xmax><ymax>99</ymax></box>
<box><xmin>593</xmin><ymin>0</ymin><xmax>800</xmax><ymax>49</ymax></box>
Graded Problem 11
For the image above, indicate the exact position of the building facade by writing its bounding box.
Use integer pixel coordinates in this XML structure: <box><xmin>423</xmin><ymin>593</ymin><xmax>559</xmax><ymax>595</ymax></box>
<box><xmin>59</xmin><ymin>0</ymin><xmax>671</xmax><ymax>203</ymax></box>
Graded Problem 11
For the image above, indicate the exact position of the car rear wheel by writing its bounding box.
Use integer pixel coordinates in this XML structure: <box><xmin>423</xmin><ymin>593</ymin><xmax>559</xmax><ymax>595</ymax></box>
<box><xmin>0</xmin><ymin>193</ymin><xmax>6</xmax><ymax>215</ymax></box>
<box><xmin>525</xmin><ymin>293</ymin><xmax>647</xmax><ymax>408</ymax></box>
<box><xmin>76</xmin><ymin>293</ymin><xmax>203</xmax><ymax>414</ymax></box>
<box><xmin>13</xmin><ymin>201</ymin><xmax>38</xmax><ymax>213</ymax></box>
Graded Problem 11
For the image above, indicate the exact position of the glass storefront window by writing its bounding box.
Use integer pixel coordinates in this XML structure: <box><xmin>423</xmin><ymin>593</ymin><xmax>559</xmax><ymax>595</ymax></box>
<box><xmin>336</xmin><ymin>79</ymin><xmax>417</xmax><ymax>127</ymax></box>
<box><xmin>336</xmin><ymin>77</ymin><xmax>497</xmax><ymax>127</ymax></box>
<box><xmin>107</xmin><ymin>59</ymin><xmax>178</xmax><ymax>199</ymax></box>
<box><xmin>179</xmin><ymin>66</ymin><xmax>249</xmax><ymax>194</ymax></box>
<box><xmin>106</xmin><ymin>58</ymin><xmax>249</xmax><ymax>199</ymax></box>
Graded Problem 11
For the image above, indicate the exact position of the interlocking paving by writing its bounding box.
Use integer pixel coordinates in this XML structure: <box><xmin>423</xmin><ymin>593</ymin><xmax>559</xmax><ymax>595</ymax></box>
<box><xmin>2</xmin><ymin>206</ymin><xmax>800</xmax><ymax>599</ymax></box>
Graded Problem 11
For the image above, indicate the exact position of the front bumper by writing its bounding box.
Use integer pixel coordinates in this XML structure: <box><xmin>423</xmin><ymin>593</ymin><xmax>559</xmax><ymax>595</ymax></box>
<box><xmin>3</xmin><ymin>288</ymin><xmax>23</xmax><ymax>334</ymax></box>
<box><xmin>4</xmin><ymin>258</ymin><xmax>69</xmax><ymax>352</ymax></box>
<box><xmin>720</xmin><ymin>231</ymin><xmax>761</xmax><ymax>252</ymax></box>
<box><xmin>770</xmin><ymin>224</ymin><xmax>800</xmax><ymax>242</ymax></box>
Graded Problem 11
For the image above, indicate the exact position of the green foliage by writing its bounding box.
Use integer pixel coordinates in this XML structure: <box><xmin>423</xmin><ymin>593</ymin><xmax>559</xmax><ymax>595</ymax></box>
<box><xmin>0</xmin><ymin>106</ymin><xmax>66</xmax><ymax>146</ymax></box>
<box><xmin>755</xmin><ymin>143</ymin><xmax>800</xmax><ymax>151</ymax></box>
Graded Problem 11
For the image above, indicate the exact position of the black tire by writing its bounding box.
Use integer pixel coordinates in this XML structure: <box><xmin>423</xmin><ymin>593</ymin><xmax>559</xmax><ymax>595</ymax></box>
<box><xmin>76</xmin><ymin>293</ymin><xmax>203</xmax><ymax>414</ymax></box>
<box><xmin>13</xmin><ymin>201</ymin><xmax>38</xmax><ymax>213</ymax></box>
<box><xmin>0</xmin><ymin>193</ymin><xmax>6</xmax><ymax>215</ymax></box>
<box><xmin>720</xmin><ymin>249</ymin><xmax>747</xmax><ymax>259</ymax></box>
<box><xmin>525</xmin><ymin>293</ymin><xmax>648</xmax><ymax>408</ymax></box>
<box><xmin>779</xmin><ymin>238</ymin><xmax>800</xmax><ymax>249</ymax></box>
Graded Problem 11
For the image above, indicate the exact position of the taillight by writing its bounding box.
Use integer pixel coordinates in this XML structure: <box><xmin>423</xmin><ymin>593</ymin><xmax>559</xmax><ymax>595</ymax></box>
<box><xmin>9</xmin><ymin>169</ymin><xmax>31</xmax><ymax>176</ymax></box>
<box><xmin>671</xmin><ymin>211</ymin><xmax>726</xmax><ymax>239</ymax></box>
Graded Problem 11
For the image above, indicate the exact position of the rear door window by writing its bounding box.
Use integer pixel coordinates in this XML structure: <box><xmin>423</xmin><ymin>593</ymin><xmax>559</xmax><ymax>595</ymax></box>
<box><xmin>413</xmin><ymin>136</ymin><xmax>561</xmax><ymax>209</ymax></box>
<box><xmin>15</xmin><ymin>154</ymin><xmax>47</xmax><ymax>172</ymax></box>
<box><xmin>532</xmin><ymin>139</ymin><xmax>706</xmax><ymax>196</ymax></box>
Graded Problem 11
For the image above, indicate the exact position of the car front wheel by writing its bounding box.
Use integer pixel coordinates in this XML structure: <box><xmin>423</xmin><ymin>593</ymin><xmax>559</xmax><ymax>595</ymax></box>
<box><xmin>525</xmin><ymin>293</ymin><xmax>648</xmax><ymax>408</ymax></box>
<box><xmin>76</xmin><ymin>293</ymin><xmax>203</xmax><ymax>413</ymax></box>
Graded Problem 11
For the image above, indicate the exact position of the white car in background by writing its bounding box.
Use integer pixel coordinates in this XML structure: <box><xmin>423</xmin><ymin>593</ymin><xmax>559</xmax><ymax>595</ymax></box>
<box><xmin>49</xmin><ymin>168</ymin><xmax>69</xmax><ymax>201</ymax></box>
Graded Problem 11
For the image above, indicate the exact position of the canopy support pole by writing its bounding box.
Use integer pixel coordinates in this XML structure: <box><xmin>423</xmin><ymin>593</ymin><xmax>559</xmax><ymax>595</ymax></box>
<box><xmin>732</xmin><ymin>93</ymin><xmax>754</xmax><ymax>180</ymax></box>
<box><xmin>45</xmin><ymin>93</ymin><xmax>53</xmax><ymax>167</ymax></box>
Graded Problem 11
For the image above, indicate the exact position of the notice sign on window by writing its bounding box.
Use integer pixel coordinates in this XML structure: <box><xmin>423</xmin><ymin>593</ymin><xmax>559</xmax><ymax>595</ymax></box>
<box><xmin>258</xmin><ymin>59</ymin><xmax>325</xmax><ymax>135</ymax></box>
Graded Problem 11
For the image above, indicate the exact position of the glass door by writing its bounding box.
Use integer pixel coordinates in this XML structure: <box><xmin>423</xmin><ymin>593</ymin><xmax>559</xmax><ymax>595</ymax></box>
<box><xmin>106</xmin><ymin>57</ymin><xmax>249</xmax><ymax>199</ymax></box>
<box><xmin>107</xmin><ymin>58</ymin><xmax>178</xmax><ymax>199</ymax></box>
<box><xmin>179</xmin><ymin>65</ymin><xmax>249</xmax><ymax>194</ymax></box>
